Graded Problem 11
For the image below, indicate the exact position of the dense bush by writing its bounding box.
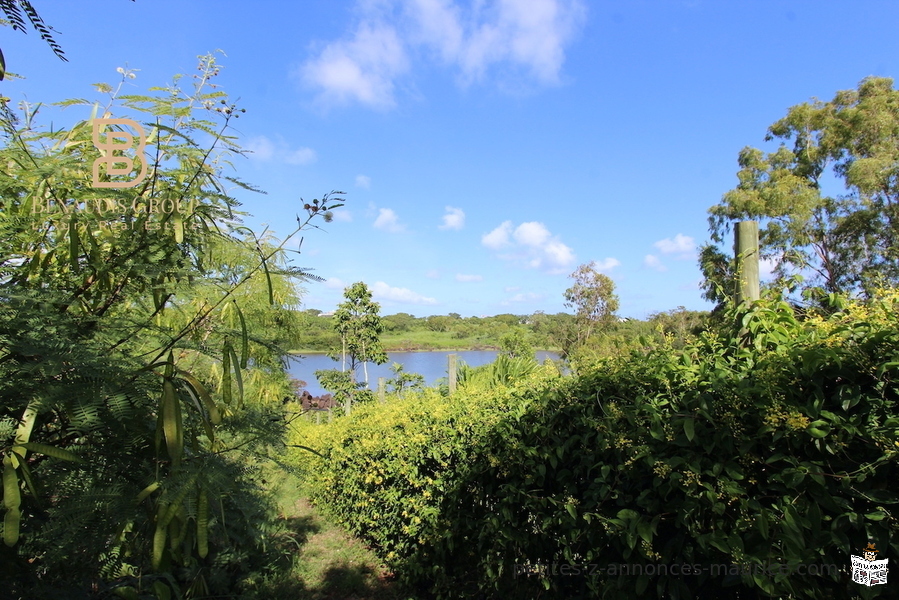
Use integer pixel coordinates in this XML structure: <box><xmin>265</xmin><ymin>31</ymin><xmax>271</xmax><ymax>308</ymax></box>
<box><xmin>292</xmin><ymin>290</ymin><xmax>899</xmax><ymax>599</ymax></box>
<box><xmin>0</xmin><ymin>56</ymin><xmax>337</xmax><ymax>597</ymax></box>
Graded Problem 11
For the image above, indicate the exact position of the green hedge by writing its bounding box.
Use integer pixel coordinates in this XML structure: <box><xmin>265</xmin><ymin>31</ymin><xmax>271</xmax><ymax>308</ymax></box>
<box><xmin>291</xmin><ymin>292</ymin><xmax>899</xmax><ymax>599</ymax></box>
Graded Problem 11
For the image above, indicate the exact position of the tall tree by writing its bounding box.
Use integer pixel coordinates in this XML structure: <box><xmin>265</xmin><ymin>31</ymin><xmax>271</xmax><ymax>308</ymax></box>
<box><xmin>331</xmin><ymin>282</ymin><xmax>388</xmax><ymax>386</ymax></box>
<box><xmin>562</xmin><ymin>261</ymin><xmax>619</xmax><ymax>354</ymax></box>
<box><xmin>707</xmin><ymin>76</ymin><xmax>899</xmax><ymax>301</ymax></box>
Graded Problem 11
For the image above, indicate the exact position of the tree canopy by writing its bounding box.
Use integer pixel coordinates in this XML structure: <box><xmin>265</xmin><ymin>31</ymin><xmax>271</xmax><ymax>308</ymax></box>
<box><xmin>705</xmin><ymin>76</ymin><xmax>899</xmax><ymax>303</ymax></box>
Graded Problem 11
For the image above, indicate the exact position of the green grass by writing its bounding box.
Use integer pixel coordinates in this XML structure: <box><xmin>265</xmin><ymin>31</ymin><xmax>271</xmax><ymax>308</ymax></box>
<box><xmin>380</xmin><ymin>330</ymin><xmax>499</xmax><ymax>351</ymax></box>
<box><xmin>254</xmin><ymin>472</ymin><xmax>415</xmax><ymax>600</ymax></box>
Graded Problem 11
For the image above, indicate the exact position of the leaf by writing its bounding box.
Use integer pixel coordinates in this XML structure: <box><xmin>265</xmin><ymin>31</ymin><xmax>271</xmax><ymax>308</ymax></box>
<box><xmin>197</xmin><ymin>487</ymin><xmax>209</xmax><ymax>558</ymax></box>
<box><xmin>757</xmin><ymin>510</ymin><xmax>770</xmax><ymax>540</ymax></box>
<box><xmin>69</xmin><ymin>214</ymin><xmax>79</xmax><ymax>272</ymax></box>
<box><xmin>637</xmin><ymin>519</ymin><xmax>653</xmax><ymax>544</ymax></box>
<box><xmin>172</xmin><ymin>210</ymin><xmax>183</xmax><ymax>244</ymax></box>
<box><xmin>135</xmin><ymin>481</ymin><xmax>160</xmax><ymax>504</ymax></box>
<box><xmin>15</xmin><ymin>459</ymin><xmax>40</xmax><ymax>504</ymax></box>
<box><xmin>0</xmin><ymin>46</ymin><xmax>5</xmax><ymax>81</ymax></box>
<box><xmin>234</xmin><ymin>301</ymin><xmax>249</xmax><ymax>368</ymax></box>
<box><xmin>161</xmin><ymin>379</ymin><xmax>183</xmax><ymax>467</ymax></box>
<box><xmin>19</xmin><ymin>442</ymin><xmax>82</xmax><ymax>463</ymax></box>
<box><xmin>684</xmin><ymin>417</ymin><xmax>695</xmax><ymax>442</ymax></box>
<box><xmin>179</xmin><ymin>380</ymin><xmax>214</xmax><ymax>443</ymax></box>
<box><xmin>3</xmin><ymin>507</ymin><xmax>20</xmax><ymax>548</ymax></box>
<box><xmin>2</xmin><ymin>456</ymin><xmax>20</xmax><ymax>546</ymax></box>
<box><xmin>177</xmin><ymin>370</ymin><xmax>221</xmax><ymax>425</ymax></box>
<box><xmin>260</xmin><ymin>254</ymin><xmax>275</xmax><ymax>305</ymax></box>
<box><xmin>152</xmin><ymin>503</ymin><xmax>167</xmax><ymax>570</ymax></box>
<box><xmin>227</xmin><ymin>343</ymin><xmax>243</xmax><ymax>409</ymax></box>
<box><xmin>221</xmin><ymin>342</ymin><xmax>232</xmax><ymax>405</ymax></box>
<box><xmin>152</xmin><ymin>581</ymin><xmax>171</xmax><ymax>600</ymax></box>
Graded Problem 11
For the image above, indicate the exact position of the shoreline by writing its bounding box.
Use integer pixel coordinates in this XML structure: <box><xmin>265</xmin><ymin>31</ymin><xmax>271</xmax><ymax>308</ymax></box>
<box><xmin>287</xmin><ymin>346</ymin><xmax>561</xmax><ymax>355</ymax></box>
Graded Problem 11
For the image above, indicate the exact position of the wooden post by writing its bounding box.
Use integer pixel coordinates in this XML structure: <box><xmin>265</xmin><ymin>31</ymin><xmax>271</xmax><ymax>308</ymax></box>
<box><xmin>735</xmin><ymin>220</ymin><xmax>760</xmax><ymax>305</ymax></box>
<box><xmin>378</xmin><ymin>377</ymin><xmax>386</xmax><ymax>403</ymax></box>
<box><xmin>316</xmin><ymin>410</ymin><xmax>321</xmax><ymax>425</ymax></box>
<box><xmin>448</xmin><ymin>353</ymin><xmax>457</xmax><ymax>394</ymax></box>
<box><xmin>344</xmin><ymin>394</ymin><xmax>351</xmax><ymax>417</ymax></box>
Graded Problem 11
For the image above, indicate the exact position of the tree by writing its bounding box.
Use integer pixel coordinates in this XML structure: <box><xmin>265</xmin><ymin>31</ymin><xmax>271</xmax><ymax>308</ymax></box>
<box><xmin>707</xmin><ymin>76</ymin><xmax>899</xmax><ymax>302</ymax></box>
<box><xmin>382</xmin><ymin>312</ymin><xmax>416</xmax><ymax>332</ymax></box>
<box><xmin>0</xmin><ymin>54</ymin><xmax>344</xmax><ymax>596</ymax></box>
<box><xmin>331</xmin><ymin>282</ymin><xmax>388</xmax><ymax>386</ymax></box>
<box><xmin>386</xmin><ymin>362</ymin><xmax>425</xmax><ymax>396</ymax></box>
<box><xmin>499</xmin><ymin>327</ymin><xmax>535</xmax><ymax>360</ymax></box>
<box><xmin>562</xmin><ymin>262</ymin><xmax>619</xmax><ymax>354</ymax></box>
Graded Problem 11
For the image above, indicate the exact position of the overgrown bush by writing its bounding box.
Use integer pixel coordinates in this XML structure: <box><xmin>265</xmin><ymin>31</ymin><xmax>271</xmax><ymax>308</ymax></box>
<box><xmin>293</xmin><ymin>290</ymin><xmax>899</xmax><ymax>599</ymax></box>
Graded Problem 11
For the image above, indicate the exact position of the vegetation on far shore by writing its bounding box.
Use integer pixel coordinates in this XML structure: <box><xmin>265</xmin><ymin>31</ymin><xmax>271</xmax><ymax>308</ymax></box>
<box><xmin>289</xmin><ymin>307</ymin><xmax>705</xmax><ymax>355</ymax></box>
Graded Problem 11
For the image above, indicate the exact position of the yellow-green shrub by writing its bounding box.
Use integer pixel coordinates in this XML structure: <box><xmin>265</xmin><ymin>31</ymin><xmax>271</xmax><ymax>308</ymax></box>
<box><xmin>290</xmin><ymin>291</ymin><xmax>899</xmax><ymax>599</ymax></box>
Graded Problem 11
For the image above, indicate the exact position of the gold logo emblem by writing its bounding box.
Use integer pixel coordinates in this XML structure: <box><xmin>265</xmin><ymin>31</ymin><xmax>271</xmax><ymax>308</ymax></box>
<box><xmin>92</xmin><ymin>118</ymin><xmax>148</xmax><ymax>188</ymax></box>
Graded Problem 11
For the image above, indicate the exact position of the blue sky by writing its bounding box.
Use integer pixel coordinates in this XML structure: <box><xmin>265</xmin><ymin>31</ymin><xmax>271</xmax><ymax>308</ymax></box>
<box><xmin>4</xmin><ymin>1</ymin><xmax>899</xmax><ymax>318</ymax></box>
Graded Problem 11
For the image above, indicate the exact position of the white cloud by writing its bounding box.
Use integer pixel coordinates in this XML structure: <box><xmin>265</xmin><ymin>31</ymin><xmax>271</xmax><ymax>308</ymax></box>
<box><xmin>301</xmin><ymin>22</ymin><xmax>409</xmax><ymax>109</ymax></box>
<box><xmin>331</xmin><ymin>209</ymin><xmax>353</xmax><ymax>222</ymax></box>
<box><xmin>373</xmin><ymin>207</ymin><xmax>405</xmax><ymax>232</ymax></box>
<box><xmin>245</xmin><ymin>135</ymin><xmax>276</xmax><ymax>160</ymax></box>
<box><xmin>371</xmin><ymin>281</ymin><xmax>438</xmax><ymax>304</ymax></box>
<box><xmin>439</xmin><ymin>206</ymin><xmax>465</xmax><ymax>230</ymax></box>
<box><xmin>513</xmin><ymin>221</ymin><xmax>551</xmax><ymax>247</ymax></box>
<box><xmin>592</xmin><ymin>257</ymin><xmax>621</xmax><ymax>272</ymax></box>
<box><xmin>482</xmin><ymin>220</ymin><xmax>513</xmax><ymax>249</ymax></box>
<box><xmin>324</xmin><ymin>277</ymin><xmax>346</xmax><ymax>289</ymax></box>
<box><xmin>455</xmin><ymin>273</ymin><xmax>483</xmax><ymax>282</ymax></box>
<box><xmin>643</xmin><ymin>254</ymin><xmax>666</xmax><ymax>272</ymax></box>
<box><xmin>301</xmin><ymin>0</ymin><xmax>586</xmax><ymax>108</ymax></box>
<box><xmin>285</xmin><ymin>147</ymin><xmax>317</xmax><ymax>165</ymax></box>
<box><xmin>654</xmin><ymin>234</ymin><xmax>696</xmax><ymax>258</ymax></box>
<box><xmin>504</xmin><ymin>285</ymin><xmax>520</xmax><ymax>293</ymax></box>
<box><xmin>455</xmin><ymin>0</ymin><xmax>587</xmax><ymax>85</ymax></box>
<box><xmin>356</xmin><ymin>174</ymin><xmax>372</xmax><ymax>188</ymax></box>
<box><xmin>483</xmin><ymin>220</ymin><xmax>575</xmax><ymax>273</ymax></box>
<box><xmin>244</xmin><ymin>135</ymin><xmax>317</xmax><ymax>165</ymax></box>
<box><xmin>425</xmin><ymin>269</ymin><xmax>440</xmax><ymax>278</ymax></box>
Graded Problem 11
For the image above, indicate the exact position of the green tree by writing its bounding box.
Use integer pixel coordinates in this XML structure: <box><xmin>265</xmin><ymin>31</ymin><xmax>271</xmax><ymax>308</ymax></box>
<box><xmin>0</xmin><ymin>54</ymin><xmax>343</xmax><ymax>596</ymax></box>
<box><xmin>562</xmin><ymin>262</ymin><xmax>620</xmax><ymax>355</ymax></box>
<box><xmin>382</xmin><ymin>312</ymin><xmax>416</xmax><ymax>332</ymax></box>
<box><xmin>426</xmin><ymin>314</ymin><xmax>452</xmax><ymax>332</ymax></box>
<box><xmin>331</xmin><ymin>282</ymin><xmax>388</xmax><ymax>386</ymax></box>
<box><xmin>499</xmin><ymin>327</ymin><xmax>535</xmax><ymax>360</ymax></box>
<box><xmin>707</xmin><ymin>76</ymin><xmax>899</xmax><ymax>301</ymax></box>
<box><xmin>386</xmin><ymin>362</ymin><xmax>425</xmax><ymax>396</ymax></box>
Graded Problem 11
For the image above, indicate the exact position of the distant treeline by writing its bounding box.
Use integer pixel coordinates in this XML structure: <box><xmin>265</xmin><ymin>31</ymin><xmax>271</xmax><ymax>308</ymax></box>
<box><xmin>293</xmin><ymin>307</ymin><xmax>711</xmax><ymax>355</ymax></box>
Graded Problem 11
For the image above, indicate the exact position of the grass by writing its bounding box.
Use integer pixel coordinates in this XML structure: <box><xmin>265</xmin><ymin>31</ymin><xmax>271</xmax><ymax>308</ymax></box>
<box><xmin>256</xmin><ymin>472</ymin><xmax>416</xmax><ymax>600</ymax></box>
<box><xmin>380</xmin><ymin>330</ymin><xmax>499</xmax><ymax>351</ymax></box>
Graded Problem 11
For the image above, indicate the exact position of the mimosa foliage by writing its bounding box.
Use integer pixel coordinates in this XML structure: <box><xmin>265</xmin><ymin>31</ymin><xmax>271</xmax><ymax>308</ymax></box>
<box><xmin>0</xmin><ymin>54</ymin><xmax>342</xmax><ymax>597</ymax></box>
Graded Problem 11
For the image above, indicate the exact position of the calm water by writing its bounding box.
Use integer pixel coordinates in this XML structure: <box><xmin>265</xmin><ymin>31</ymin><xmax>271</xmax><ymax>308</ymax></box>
<box><xmin>285</xmin><ymin>350</ymin><xmax>561</xmax><ymax>396</ymax></box>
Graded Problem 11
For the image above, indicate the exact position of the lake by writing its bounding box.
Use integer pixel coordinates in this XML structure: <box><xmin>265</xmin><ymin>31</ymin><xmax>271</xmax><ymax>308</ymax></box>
<box><xmin>285</xmin><ymin>350</ymin><xmax>561</xmax><ymax>396</ymax></box>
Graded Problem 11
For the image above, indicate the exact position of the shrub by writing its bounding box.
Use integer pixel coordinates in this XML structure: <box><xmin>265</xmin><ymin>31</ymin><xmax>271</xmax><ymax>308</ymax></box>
<box><xmin>292</xmin><ymin>290</ymin><xmax>899</xmax><ymax>599</ymax></box>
